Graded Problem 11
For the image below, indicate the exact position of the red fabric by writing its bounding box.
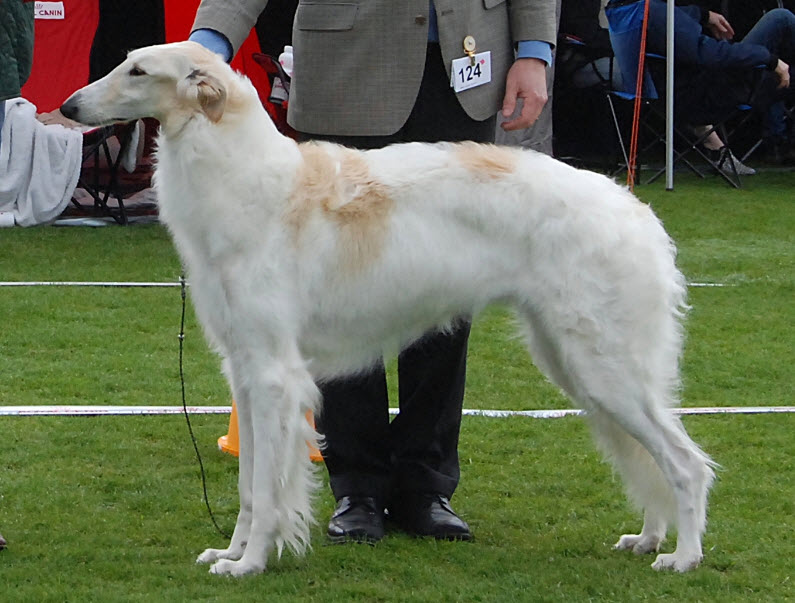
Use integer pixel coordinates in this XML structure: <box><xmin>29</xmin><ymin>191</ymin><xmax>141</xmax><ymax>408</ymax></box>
<box><xmin>21</xmin><ymin>0</ymin><xmax>100</xmax><ymax>112</ymax></box>
<box><xmin>22</xmin><ymin>0</ymin><xmax>280</xmax><ymax>124</ymax></box>
<box><xmin>163</xmin><ymin>0</ymin><xmax>262</xmax><ymax>75</ymax></box>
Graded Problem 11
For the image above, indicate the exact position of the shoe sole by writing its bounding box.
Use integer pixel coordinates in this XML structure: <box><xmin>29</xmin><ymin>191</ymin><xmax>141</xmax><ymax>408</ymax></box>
<box><xmin>417</xmin><ymin>531</ymin><xmax>473</xmax><ymax>542</ymax></box>
<box><xmin>327</xmin><ymin>532</ymin><xmax>381</xmax><ymax>545</ymax></box>
<box><xmin>394</xmin><ymin>526</ymin><xmax>473</xmax><ymax>541</ymax></box>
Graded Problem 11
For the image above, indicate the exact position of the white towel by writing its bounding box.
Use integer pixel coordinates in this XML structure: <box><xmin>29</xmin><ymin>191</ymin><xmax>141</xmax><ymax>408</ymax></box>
<box><xmin>0</xmin><ymin>98</ymin><xmax>82</xmax><ymax>226</ymax></box>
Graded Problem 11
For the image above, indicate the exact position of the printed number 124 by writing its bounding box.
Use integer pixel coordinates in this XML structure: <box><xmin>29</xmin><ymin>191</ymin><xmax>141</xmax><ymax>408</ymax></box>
<box><xmin>451</xmin><ymin>51</ymin><xmax>491</xmax><ymax>93</ymax></box>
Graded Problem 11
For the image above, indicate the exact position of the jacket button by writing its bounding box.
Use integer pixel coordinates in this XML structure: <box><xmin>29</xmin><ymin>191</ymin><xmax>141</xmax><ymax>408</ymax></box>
<box><xmin>415</xmin><ymin>15</ymin><xmax>427</xmax><ymax>25</ymax></box>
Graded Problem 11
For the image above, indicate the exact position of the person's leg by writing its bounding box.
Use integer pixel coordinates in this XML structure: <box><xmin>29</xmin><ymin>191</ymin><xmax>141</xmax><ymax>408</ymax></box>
<box><xmin>312</xmin><ymin>43</ymin><xmax>495</xmax><ymax>541</ymax></box>
<box><xmin>305</xmin><ymin>130</ymin><xmax>401</xmax><ymax>542</ymax></box>
<box><xmin>741</xmin><ymin>9</ymin><xmax>795</xmax><ymax>62</ymax></box>
<box><xmin>391</xmin><ymin>324</ymin><xmax>470</xmax><ymax>499</ymax></box>
<box><xmin>305</xmin><ymin>129</ymin><xmax>401</xmax><ymax>504</ymax></box>
<box><xmin>316</xmin><ymin>368</ymin><xmax>393</xmax><ymax>502</ymax></box>
<box><xmin>385</xmin><ymin>44</ymin><xmax>494</xmax><ymax>539</ymax></box>
<box><xmin>317</xmin><ymin>366</ymin><xmax>394</xmax><ymax>543</ymax></box>
<box><xmin>741</xmin><ymin>10</ymin><xmax>795</xmax><ymax>163</ymax></box>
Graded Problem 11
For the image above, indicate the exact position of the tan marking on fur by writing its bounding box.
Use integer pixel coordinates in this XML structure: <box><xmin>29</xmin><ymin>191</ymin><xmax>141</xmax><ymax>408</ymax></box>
<box><xmin>454</xmin><ymin>142</ymin><xmax>518</xmax><ymax>179</ymax></box>
<box><xmin>287</xmin><ymin>143</ymin><xmax>394</xmax><ymax>273</ymax></box>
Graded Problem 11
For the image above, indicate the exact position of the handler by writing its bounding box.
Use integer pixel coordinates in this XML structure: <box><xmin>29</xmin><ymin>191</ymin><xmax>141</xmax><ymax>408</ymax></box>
<box><xmin>191</xmin><ymin>0</ymin><xmax>557</xmax><ymax>544</ymax></box>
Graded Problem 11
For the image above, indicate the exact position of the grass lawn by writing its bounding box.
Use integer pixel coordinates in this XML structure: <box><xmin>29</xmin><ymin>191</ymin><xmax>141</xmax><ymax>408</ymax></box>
<box><xmin>0</xmin><ymin>171</ymin><xmax>793</xmax><ymax>601</ymax></box>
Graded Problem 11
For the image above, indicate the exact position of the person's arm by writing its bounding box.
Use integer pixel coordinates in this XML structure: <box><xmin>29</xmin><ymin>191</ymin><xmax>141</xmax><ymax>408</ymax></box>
<box><xmin>774</xmin><ymin>59</ymin><xmax>791</xmax><ymax>89</ymax></box>
<box><xmin>191</xmin><ymin>0</ymin><xmax>268</xmax><ymax>57</ymax></box>
<box><xmin>501</xmin><ymin>41</ymin><xmax>552</xmax><ymax>131</ymax></box>
<box><xmin>189</xmin><ymin>28</ymin><xmax>233</xmax><ymax>62</ymax></box>
<box><xmin>501</xmin><ymin>0</ymin><xmax>558</xmax><ymax>131</ymax></box>
<box><xmin>705</xmin><ymin>11</ymin><xmax>734</xmax><ymax>41</ymax></box>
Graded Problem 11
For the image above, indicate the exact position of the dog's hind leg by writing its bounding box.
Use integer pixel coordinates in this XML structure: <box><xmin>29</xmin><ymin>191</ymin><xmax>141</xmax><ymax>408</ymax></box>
<box><xmin>197</xmin><ymin>358</ymin><xmax>254</xmax><ymax>566</ymax></box>
<box><xmin>586</xmin><ymin>410</ymin><xmax>672</xmax><ymax>556</ymax></box>
<box><xmin>517</xmin><ymin>305</ymin><xmax>713</xmax><ymax>572</ymax></box>
<box><xmin>589</xmin><ymin>404</ymin><xmax>714</xmax><ymax>572</ymax></box>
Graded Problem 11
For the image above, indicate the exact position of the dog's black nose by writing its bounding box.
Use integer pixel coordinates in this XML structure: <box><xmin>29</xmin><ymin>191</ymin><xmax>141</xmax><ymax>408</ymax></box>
<box><xmin>60</xmin><ymin>96</ymin><xmax>79</xmax><ymax>120</ymax></box>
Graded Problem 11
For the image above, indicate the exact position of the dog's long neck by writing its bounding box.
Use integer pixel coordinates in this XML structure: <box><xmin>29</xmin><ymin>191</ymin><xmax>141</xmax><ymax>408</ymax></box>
<box><xmin>153</xmin><ymin>84</ymin><xmax>301</xmax><ymax>263</ymax></box>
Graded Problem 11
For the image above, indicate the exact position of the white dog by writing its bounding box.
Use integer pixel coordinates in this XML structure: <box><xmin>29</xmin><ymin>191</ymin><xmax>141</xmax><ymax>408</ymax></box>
<box><xmin>61</xmin><ymin>42</ymin><xmax>715</xmax><ymax>577</ymax></box>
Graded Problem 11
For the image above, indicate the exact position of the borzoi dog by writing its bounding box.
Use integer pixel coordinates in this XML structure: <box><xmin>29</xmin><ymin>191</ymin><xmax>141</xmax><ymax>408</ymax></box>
<box><xmin>61</xmin><ymin>41</ymin><xmax>715</xmax><ymax>576</ymax></box>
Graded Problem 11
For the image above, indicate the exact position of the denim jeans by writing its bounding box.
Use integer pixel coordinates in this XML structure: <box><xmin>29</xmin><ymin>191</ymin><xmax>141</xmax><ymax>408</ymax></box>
<box><xmin>742</xmin><ymin>9</ymin><xmax>795</xmax><ymax>140</ymax></box>
<box><xmin>741</xmin><ymin>8</ymin><xmax>795</xmax><ymax>62</ymax></box>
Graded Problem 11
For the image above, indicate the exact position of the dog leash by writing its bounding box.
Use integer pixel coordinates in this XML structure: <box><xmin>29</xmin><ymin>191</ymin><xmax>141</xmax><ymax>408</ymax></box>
<box><xmin>179</xmin><ymin>273</ymin><xmax>232</xmax><ymax>540</ymax></box>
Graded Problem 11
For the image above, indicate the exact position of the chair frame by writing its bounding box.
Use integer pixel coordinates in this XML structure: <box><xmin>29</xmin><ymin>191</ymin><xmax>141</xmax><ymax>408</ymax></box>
<box><xmin>604</xmin><ymin>0</ymin><xmax>765</xmax><ymax>188</ymax></box>
<box><xmin>70</xmin><ymin>121</ymin><xmax>146</xmax><ymax>225</ymax></box>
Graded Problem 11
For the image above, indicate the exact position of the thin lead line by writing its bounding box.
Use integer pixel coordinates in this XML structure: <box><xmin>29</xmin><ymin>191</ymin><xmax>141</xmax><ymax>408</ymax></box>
<box><xmin>178</xmin><ymin>274</ymin><xmax>231</xmax><ymax>540</ymax></box>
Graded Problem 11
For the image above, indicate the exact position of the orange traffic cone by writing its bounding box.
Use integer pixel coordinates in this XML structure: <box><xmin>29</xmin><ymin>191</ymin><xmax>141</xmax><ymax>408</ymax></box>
<box><xmin>218</xmin><ymin>401</ymin><xmax>324</xmax><ymax>462</ymax></box>
<box><xmin>217</xmin><ymin>401</ymin><xmax>240</xmax><ymax>456</ymax></box>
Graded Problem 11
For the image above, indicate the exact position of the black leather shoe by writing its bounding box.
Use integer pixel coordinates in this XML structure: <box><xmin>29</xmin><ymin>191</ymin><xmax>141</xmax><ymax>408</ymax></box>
<box><xmin>327</xmin><ymin>496</ymin><xmax>384</xmax><ymax>544</ymax></box>
<box><xmin>390</xmin><ymin>494</ymin><xmax>472</xmax><ymax>541</ymax></box>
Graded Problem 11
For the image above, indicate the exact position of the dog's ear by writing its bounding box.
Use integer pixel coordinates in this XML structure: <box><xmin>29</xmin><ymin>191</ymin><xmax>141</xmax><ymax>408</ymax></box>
<box><xmin>182</xmin><ymin>69</ymin><xmax>227</xmax><ymax>122</ymax></box>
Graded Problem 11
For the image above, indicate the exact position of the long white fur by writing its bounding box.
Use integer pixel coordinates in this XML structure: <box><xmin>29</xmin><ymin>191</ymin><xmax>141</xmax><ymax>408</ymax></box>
<box><xmin>61</xmin><ymin>42</ymin><xmax>715</xmax><ymax>576</ymax></box>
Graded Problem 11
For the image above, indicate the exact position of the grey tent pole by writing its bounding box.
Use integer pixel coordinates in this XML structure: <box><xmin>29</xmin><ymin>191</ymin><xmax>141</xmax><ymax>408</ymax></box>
<box><xmin>666</xmin><ymin>0</ymin><xmax>675</xmax><ymax>190</ymax></box>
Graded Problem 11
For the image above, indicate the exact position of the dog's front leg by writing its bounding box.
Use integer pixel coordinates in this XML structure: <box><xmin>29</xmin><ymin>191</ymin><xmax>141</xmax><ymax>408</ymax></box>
<box><xmin>207</xmin><ymin>359</ymin><xmax>295</xmax><ymax>576</ymax></box>
<box><xmin>197</xmin><ymin>360</ymin><xmax>254</xmax><ymax>565</ymax></box>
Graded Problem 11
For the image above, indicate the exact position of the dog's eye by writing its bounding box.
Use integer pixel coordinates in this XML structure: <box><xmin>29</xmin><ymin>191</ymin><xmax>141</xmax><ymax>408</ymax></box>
<box><xmin>129</xmin><ymin>67</ymin><xmax>146</xmax><ymax>77</ymax></box>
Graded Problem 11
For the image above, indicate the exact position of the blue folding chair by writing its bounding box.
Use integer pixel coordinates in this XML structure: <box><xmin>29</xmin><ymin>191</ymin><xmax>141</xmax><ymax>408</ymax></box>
<box><xmin>604</xmin><ymin>0</ymin><xmax>766</xmax><ymax>187</ymax></box>
<box><xmin>603</xmin><ymin>0</ymin><xmax>709</xmax><ymax>184</ymax></box>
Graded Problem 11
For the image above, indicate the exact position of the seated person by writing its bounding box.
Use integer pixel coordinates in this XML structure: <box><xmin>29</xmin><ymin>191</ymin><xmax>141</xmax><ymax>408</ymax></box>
<box><xmin>607</xmin><ymin>1</ymin><xmax>793</xmax><ymax>172</ymax></box>
<box><xmin>638</xmin><ymin>1</ymin><xmax>792</xmax><ymax>124</ymax></box>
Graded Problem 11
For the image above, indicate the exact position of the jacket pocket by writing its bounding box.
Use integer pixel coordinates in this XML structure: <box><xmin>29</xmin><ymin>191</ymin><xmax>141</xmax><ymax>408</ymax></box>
<box><xmin>295</xmin><ymin>3</ymin><xmax>358</xmax><ymax>31</ymax></box>
<box><xmin>483</xmin><ymin>0</ymin><xmax>507</xmax><ymax>8</ymax></box>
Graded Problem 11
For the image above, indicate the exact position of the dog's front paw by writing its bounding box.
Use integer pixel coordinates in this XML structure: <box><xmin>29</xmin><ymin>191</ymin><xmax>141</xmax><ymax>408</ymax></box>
<box><xmin>614</xmin><ymin>533</ymin><xmax>662</xmax><ymax>555</ymax></box>
<box><xmin>209</xmin><ymin>558</ymin><xmax>265</xmax><ymax>577</ymax></box>
<box><xmin>197</xmin><ymin>546</ymin><xmax>244</xmax><ymax>564</ymax></box>
<box><xmin>651</xmin><ymin>552</ymin><xmax>702</xmax><ymax>573</ymax></box>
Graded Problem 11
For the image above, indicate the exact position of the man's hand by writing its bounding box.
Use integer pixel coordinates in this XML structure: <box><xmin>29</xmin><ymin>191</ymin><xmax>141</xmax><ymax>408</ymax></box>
<box><xmin>775</xmin><ymin>59</ymin><xmax>790</xmax><ymax>89</ymax></box>
<box><xmin>706</xmin><ymin>11</ymin><xmax>734</xmax><ymax>40</ymax></box>
<box><xmin>500</xmin><ymin>57</ymin><xmax>548</xmax><ymax>131</ymax></box>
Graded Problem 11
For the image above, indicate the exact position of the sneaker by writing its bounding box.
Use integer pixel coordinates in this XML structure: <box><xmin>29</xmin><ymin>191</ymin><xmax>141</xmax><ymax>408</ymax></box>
<box><xmin>715</xmin><ymin>147</ymin><xmax>756</xmax><ymax>176</ymax></box>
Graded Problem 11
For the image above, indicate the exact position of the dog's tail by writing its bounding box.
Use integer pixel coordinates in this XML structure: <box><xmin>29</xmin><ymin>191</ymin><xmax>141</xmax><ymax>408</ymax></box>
<box><xmin>587</xmin><ymin>403</ymin><xmax>716</xmax><ymax>535</ymax></box>
<box><xmin>274</xmin><ymin>370</ymin><xmax>323</xmax><ymax>559</ymax></box>
<box><xmin>588</xmin><ymin>408</ymin><xmax>678</xmax><ymax>523</ymax></box>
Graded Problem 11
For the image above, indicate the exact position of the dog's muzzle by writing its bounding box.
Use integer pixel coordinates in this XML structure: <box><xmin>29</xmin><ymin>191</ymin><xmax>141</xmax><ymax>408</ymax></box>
<box><xmin>59</xmin><ymin>95</ymin><xmax>81</xmax><ymax>122</ymax></box>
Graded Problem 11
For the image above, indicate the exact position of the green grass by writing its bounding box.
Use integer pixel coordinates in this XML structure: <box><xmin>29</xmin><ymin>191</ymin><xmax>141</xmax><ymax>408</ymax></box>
<box><xmin>0</xmin><ymin>171</ymin><xmax>793</xmax><ymax>601</ymax></box>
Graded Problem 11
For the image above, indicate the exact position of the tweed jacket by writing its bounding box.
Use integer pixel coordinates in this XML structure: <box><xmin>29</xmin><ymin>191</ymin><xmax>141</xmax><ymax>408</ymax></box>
<box><xmin>193</xmin><ymin>0</ymin><xmax>557</xmax><ymax>135</ymax></box>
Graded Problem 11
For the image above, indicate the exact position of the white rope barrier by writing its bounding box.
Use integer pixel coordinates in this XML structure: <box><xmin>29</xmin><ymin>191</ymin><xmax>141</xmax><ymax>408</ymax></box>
<box><xmin>0</xmin><ymin>405</ymin><xmax>231</xmax><ymax>416</ymax></box>
<box><xmin>0</xmin><ymin>405</ymin><xmax>791</xmax><ymax>417</ymax></box>
<box><xmin>0</xmin><ymin>281</ymin><xmax>742</xmax><ymax>289</ymax></box>
<box><xmin>0</xmin><ymin>281</ymin><xmax>182</xmax><ymax>287</ymax></box>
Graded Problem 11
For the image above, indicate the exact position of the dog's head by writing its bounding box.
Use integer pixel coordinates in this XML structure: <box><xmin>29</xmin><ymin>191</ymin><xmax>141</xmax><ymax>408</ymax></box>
<box><xmin>61</xmin><ymin>41</ymin><xmax>232</xmax><ymax>135</ymax></box>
